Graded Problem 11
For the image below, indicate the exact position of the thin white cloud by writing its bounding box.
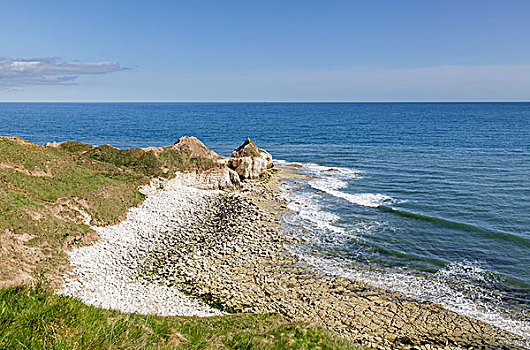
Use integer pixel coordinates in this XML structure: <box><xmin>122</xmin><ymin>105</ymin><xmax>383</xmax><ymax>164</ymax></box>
<box><xmin>0</xmin><ymin>57</ymin><xmax>126</xmax><ymax>88</ymax></box>
<box><xmin>2</xmin><ymin>62</ymin><xmax>529</xmax><ymax>101</ymax></box>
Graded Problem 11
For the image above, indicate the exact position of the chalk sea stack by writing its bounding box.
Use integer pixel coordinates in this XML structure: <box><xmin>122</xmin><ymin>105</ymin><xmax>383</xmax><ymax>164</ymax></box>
<box><xmin>176</xmin><ymin>136</ymin><xmax>274</xmax><ymax>190</ymax></box>
<box><xmin>227</xmin><ymin>137</ymin><xmax>273</xmax><ymax>180</ymax></box>
<box><xmin>158</xmin><ymin>136</ymin><xmax>274</xmax><ymax>190</ymax></box>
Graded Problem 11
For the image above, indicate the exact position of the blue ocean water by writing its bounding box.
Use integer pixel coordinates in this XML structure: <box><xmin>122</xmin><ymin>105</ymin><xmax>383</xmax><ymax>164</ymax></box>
<box><xmin>1</xmin><ymin>102</ymin><xmax>529</xmax><ymax>337</ymax></box>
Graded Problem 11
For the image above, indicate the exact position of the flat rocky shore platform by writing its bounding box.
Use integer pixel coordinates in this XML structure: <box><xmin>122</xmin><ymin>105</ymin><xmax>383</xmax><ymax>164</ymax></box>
<box><xmin>62</xmin><ymin>171</ymin><xmax>527</xmax><ymax>350</ymax></box>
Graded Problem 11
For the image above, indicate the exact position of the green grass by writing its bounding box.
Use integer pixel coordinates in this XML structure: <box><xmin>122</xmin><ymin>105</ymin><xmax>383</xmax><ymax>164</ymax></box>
<box><xmin>0</xmin><ymin>137</ymin><xmax>217</xmax><ymax>285</ymax></box>
<box><xmin>0</xmin><ymin>138</ymin><xmax>151</xmax><ymax>284</ymax></box>
<box><xmin>0</xmin><ymin>285</ymin><xmax>357</xmax><ymax>350</ymax></box>
<box><xmin>57</xmin><ymin>141</ymin><xmax>95</xmax><ymax>154</ymax></box>
<box><xmin>82</xmin><ymin>144</ymin><xmax>215</xmax><ymax>178</ymax></box>
<box><xmin>0</xmin><ymin>137</ymin><xmax>359</xmax><ymax>349</ymax></box>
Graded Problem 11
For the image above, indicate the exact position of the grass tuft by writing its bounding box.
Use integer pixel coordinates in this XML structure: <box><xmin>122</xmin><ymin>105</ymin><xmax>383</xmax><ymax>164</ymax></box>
<box><xmin>0</xmin><ymin>285</ymin><xmax>358</xmax><ymax>349</ymax></box>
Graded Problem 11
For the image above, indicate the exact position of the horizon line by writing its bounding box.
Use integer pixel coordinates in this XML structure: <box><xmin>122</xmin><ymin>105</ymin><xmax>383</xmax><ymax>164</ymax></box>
<box><xmin>0</xmin><ymin>100</ymin><xmax>529</xmax><ymax>103</ymax></box>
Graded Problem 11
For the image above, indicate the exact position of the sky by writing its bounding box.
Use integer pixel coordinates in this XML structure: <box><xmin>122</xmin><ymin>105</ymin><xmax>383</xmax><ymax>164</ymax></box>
<box><xmin>1</xmin><ymin>0</ymin><xmax>529</xmax><ymax>102</ymax></box>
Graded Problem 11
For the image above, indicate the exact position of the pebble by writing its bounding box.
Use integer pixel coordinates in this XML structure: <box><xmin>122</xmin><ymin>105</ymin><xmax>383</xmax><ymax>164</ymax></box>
<box><xmin>59</xmin><ymin>172</ymin><xmax>527</xmax><ymax>350</ymax></box>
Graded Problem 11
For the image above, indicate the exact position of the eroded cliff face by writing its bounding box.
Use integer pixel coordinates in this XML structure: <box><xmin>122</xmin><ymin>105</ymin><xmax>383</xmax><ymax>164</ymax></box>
<box><xmin>176</xmin><ymin>136</ymin><xmax>274</xmax><ymax>190</ymax></box>
<box><xmin>227</xmin><ymin>137</ymin><xmax>273</xmax><ymax>180</ymax></box>
<box><xmin>170</xmin><ymin>136</ymin><xmax>222</xmax><ymax>160</ymax></box>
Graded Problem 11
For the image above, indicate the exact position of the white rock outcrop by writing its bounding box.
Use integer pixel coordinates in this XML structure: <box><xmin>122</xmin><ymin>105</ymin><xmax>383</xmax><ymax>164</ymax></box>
<box><xmin>227</xmin><ymin>138</ymin><xmax>273</xmax><ymax>180</ymax></box>
<box><xmin>178</xmin><ymin>167</ymin><xmax>241</xmax><ymax>190</ymax></box>
<box><xmin>164</xmin><ymin>136</ymin><xmax>272</xmax><ymax>190</ymax></box>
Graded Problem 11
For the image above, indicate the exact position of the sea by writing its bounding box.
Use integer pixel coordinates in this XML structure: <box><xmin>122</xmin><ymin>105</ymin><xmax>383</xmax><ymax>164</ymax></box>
<box><xmin>1</xmin><ymin>102</ymin><xmax>529</xmax><ymax>339</ymax></box>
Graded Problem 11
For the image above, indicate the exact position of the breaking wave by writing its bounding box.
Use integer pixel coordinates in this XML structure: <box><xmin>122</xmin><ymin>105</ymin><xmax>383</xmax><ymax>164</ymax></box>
<box><xmin>294</xmin><ymin>252</ymin><xmax>530</xmax><ymax>344</ymax></box>
<box><xmin>308</xmin><ymin>177</ymin><xmax>395</xmax><ymax>208</ymax></box>
<box><xmin>277</xmin><ymin>159</ymin><xmax>530</xmax><ymax>344</ymax></box>
<box><xmin>274</xmin><ymin>159</ymin><xmax>362</xmax><ymax>179</ymax></box>
<box><xmin>380</xmin><ymin>206</ymin><xmax>530</xmax><ymax>247</ymax></box>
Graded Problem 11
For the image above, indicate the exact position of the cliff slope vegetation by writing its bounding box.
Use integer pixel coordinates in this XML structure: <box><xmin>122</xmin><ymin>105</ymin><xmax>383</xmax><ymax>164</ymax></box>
<box><xmin>0</xmin><ymin>136</ymin><xmax>354</xmax><ymax>349</ymax></box>
<box><xmin>0</xmin><ymin>136</ymin><xmax>215</xmax><ymax>287</ymax></box>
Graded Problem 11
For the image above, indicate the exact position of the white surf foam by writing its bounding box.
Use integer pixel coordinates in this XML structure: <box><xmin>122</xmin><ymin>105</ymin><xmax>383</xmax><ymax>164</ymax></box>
<box><xmin>292</xmin><ymin>252</ymin><xmax>530</xmax><ymax>345</ymax></box>
<box><xmin>281</xmin><ymin>184</ymin><xmax>345</xmax><ymax>235</ymax></box>
<box><xmin>274</xmin><ymin>159</ymin><xmax>363</xmax><ymax>179</ymax></box>
<box><xmin>308</xmin><ymin>177</ymin><xmax>395</xmax><ymax>208</ymax></box>
<box><xmin>308</xmin><ymin>177</ymin><xmax>348</xmax><ymax>191</ymax></box>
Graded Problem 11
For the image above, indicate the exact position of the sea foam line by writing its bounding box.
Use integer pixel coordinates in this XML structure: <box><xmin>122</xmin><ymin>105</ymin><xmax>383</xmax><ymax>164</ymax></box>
<box><xmin>281</xmin><ymin>184</ymin><xmax>345</xmax><ymax>235</ymax></box>
<box><xmin>276</xmin><ymin>159</ymin><xmax>396</xmax><ymax>208</ymax></box>
<box><xmin>308</xmin><ymin>177</ymin><xmax>395</xmax><ymax>208</ymax></box>
<box><xmin>274</xmin><ymin>159</ymin><xmax>363</xmax><ymax>179</ymax></box>
<box><xmin>277</xmin><ymin>161</ymin><xmax>530</xmax><ymax>344</ymax></box>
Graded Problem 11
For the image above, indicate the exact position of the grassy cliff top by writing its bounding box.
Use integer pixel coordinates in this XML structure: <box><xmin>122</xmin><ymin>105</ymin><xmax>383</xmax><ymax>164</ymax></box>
<box><xmin>0</xmin><ymin>136</ymin><xmax>356</xmax><ymax>349</ymax></box>
<box><xmin>0</xmin><ymin>136</ymin><xmax>215</xmax><ymax>287</ymax></box>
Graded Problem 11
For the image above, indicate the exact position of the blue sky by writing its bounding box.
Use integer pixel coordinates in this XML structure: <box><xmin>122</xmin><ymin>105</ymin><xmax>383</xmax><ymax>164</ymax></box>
<box><xmin>1</xmin><ymin>0</ymin><xmax>529</xmax><ymax>101</ymax></box>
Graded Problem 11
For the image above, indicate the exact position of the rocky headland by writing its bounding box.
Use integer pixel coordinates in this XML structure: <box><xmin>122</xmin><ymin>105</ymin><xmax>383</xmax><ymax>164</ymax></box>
<box><xmin>2</xmin><ymin>135</ymin><xmax>525</xmax><ymax>349</ymax></box>
<box><xmin>55</xmin><ymin>136</ymin><xmax>527</xmax><ymax>350</ymax></box>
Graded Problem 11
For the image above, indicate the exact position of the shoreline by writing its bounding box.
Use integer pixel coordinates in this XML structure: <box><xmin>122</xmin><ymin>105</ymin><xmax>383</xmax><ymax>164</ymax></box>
<box><xmin>61</xmin><ymin>167</ymin><xmax>527</xmax><ymax>349</ymax></box>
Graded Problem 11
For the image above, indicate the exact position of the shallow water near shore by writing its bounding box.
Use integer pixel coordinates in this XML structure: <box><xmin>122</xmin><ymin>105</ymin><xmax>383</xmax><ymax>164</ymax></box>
<box><xmin>1</xmin><ymin>102</ymin><xmax>529</xmax><ymax>338</ymax></box>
